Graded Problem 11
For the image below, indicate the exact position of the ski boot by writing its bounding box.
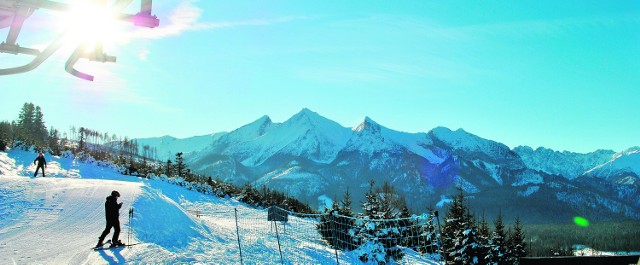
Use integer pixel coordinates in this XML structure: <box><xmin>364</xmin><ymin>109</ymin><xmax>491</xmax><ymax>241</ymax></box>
<box><xmin>110</xmin><ymin>240</ymin><xmax>125</xmax><ymax>248</ymax></box>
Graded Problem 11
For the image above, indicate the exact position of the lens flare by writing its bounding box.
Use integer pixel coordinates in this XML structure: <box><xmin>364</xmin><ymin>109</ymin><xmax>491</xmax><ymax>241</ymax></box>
<box><xmin>574</xmin><ymin>216</ymin><xmax>590</xmax><ymax>227</ymax></box>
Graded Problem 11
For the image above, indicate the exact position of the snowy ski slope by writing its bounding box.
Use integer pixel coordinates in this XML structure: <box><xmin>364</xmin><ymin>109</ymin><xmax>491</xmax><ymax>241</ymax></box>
<box><xmin>0</xmin><ymin>150</ymin><xmax>439</xmax><ymax>264</ymax></box>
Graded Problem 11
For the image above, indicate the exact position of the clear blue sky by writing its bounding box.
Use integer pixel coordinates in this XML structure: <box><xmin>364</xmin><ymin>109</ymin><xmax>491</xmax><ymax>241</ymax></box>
<box><xmin>1</xmin><ymin>0</ymin><xmax>638</xmax><ymax>153</ymax></box>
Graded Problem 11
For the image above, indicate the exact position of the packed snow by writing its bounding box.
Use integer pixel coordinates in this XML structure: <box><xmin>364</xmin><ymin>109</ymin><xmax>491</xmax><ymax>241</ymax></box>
<box><xmin>0</xmin><ymin>149</ymin><xmax>441</xmax><ymax>264</ymax></box>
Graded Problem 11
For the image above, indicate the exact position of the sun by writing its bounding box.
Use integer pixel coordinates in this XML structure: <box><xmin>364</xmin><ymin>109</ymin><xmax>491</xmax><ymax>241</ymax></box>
<box><xmin>57</xmin><ymin>1</ymin><xmax>126</xmax><ymax>48</ymax></box>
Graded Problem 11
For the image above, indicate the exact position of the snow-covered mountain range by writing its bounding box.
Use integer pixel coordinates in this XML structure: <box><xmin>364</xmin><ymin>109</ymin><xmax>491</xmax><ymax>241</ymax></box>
<box><xmin>137</xmin><ymin>109</ymin><xmax>640</xmax><ymax>223</ymax></box>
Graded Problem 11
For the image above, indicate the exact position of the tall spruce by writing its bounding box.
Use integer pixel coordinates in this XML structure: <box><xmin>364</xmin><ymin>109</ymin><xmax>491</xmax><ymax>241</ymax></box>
<box><xmin>16</xmin><ymin>102</ymin><xmax>35</xmax><ymax>144</ymax></box>
<box><xmin>507</xmin><ymin>217</ymin><xmax>527</xmax><ymax>264</ymax></box>
<box><xmin>459</xmin><ymin>208</ymin><xmax>481</xmax><ymax>264</ymax></box>
<box><xmin>175</xmin><ymin>152</ymin><xmax>186</xmax><ymax>178</ymax></box>
<box><xmin>33</xmin><ymin>106</ymin><xmax>48</xmax><ymax>147</ymax></box>
<box><xmin>336</xmin><ymin>188</ymin><xmax>356</xmax><ymax>250</ymax></box>
<box><xmin>354</xmin><ymin>180</ymin><xmax>405</xmax><ymax>263</ymax></box>
<box><xmin>490</xmin><ymin>211</ymin><xmax>508</xmax><ymax>265</ymax></box>
<box><xmin>341</xmin><ymin>188</ymin><xmax>353</xmax><ymax>216</ymax></box>
<box><xmin>442</xmin><ymin>187</ymin><xmax>483</xmax><ymax>264</ymax></box>
<box><xmin>478</xmin><ymin>214</ymin><xmax>492</xmax><ymax>263</ymax></box>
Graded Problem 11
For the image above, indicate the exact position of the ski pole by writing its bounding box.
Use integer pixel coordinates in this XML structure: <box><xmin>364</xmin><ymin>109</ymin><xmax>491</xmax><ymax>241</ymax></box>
<box><xmin>128</xmin><ymin>208</ymin><xmax>134</xmax><ymax>244</ymax></box>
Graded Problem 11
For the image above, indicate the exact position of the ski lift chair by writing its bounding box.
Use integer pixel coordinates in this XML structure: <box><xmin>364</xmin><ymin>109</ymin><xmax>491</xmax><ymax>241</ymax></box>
<box><xmin>0</xmin><ymin>0</ymin><xmax>159</xmax><ymax>81</ymax></box>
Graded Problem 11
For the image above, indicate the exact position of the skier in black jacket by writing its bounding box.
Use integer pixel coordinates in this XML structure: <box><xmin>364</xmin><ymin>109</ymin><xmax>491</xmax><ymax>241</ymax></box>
<box><xmin>96</xmin><ymin>190</ymin><xmax>125</xmax><ymax>248</ymax></box>
<box><xmin>33</xmin><ymin>152</ymin><xmax>46</xmax><ymax>177</ymax></box>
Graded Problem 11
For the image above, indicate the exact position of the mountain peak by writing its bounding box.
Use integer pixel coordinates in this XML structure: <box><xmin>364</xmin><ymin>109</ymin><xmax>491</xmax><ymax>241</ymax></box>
<box><xmin>286</xmin><ymin>108</ymin><xmax>337</xmax><ymax>128</ymax></box>
<box><xmin>291</xmin><ymin>108</ymin><xmax>321</xmax><ymax>119</ymax></box>
<box><xmin>230</xmin><ymin>115</ymin><xmax>273</xmax><ymax>138</ymax></box>
<box><xmin>353</xmin><ymin>116</ymin><xmax>381</xmax><ymax>132</ymax></box>
<box><xmin>258</xmin><ymin>115</ymin><xmax>272</xmax><ymax>123</ymax></box>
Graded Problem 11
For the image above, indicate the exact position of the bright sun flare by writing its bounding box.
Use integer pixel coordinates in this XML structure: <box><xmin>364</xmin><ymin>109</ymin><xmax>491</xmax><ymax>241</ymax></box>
<box><xmin>58</xmin><ymin>2</ymin><xmax>125</xmax><ymax>48</ymax></box>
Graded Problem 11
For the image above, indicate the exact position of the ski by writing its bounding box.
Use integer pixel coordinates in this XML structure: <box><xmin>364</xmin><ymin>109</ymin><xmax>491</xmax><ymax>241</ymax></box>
<box><xmin>92</xmin><ymin>239</ymin><xmax>111</xmax><ymax>250</ymax></box>
<box><xmin>93</xmin><ymin>242</ymin><xmax>141</xmax><ymax>251</ymax></box>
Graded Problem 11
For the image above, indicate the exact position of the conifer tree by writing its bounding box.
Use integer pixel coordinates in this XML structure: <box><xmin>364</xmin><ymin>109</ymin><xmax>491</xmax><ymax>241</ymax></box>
<box><xmin>478</xmin><ymin>214</ymin><xmax>492</xmax><ymax>264</ymax></box>
<box><xmin>362</xmin><ymin>179</ymin><xmax>380</xmax><ymax>217</ymax></box>
<box><xmin>507</xmin><ymin>217</ymin><xmax>527</xmax><ymax>264</ymax></box>
<box><xmin>442</xmin><ymin>186</ymin><xmax>484</xmax><ymax>264</ymax></box>
<box><xmin>459</xmin><ymin>209</ymin><xmax>481</xmax><ymax>264</ymax></box>
<box><xmin>0</xmin><ymin>121</ymin><xmax>13</xmax><ymax>151</ymax></box>
<box><xmin>354</xmin><ymin>179</ymin><xmax>404</xmax><ymax>263</ymax></box>
<box><xmin>442</xmin><ymin>187</ymin><xmax>467</xmax><ymax>264</ymax></box>
<box><xmin>325</xmin><ymin>185</ymin><xmax>369</xmax><ymax>251</ymax></box>
<box><xmin>334</xmin><ymin>188</ymin><xmax>357</xmax><ymax>250</ymax></box>
<box><xmin>175</xmin><ymin>152</ymin><xmax>186</xmax><ymax>178</ymax></box>
<box><xmin>490</xmin><ymin>211</ymin><xmax>508</xmax><ymax>265</ymax></box>
<box><xmin>16</xmin><ymin>102</ymin><xmax>35</xmax><ymax>144</ymax></box>
<box><xmin>165</xmin><ymin>159</ymin><xmax>173</xmax><ymax>177</ymax></box>
<box><xmin>341</xmin><ymin>188</ymin><xmax>353</xmax><ymax>216</ymax></box>
<box><xmin>33</xmin><ymin>106</ymin><xmax>48</xmax><ymax>147</ymax></box>
<box><xmin>78</xmin><ymin>127</ymin><xmax>86</xmax><ymax>152</ymax></box>
<box><xmin>318</xmin><ymin>200</ymin><xmax>341</xmax><ymax>249</ymax></box>
<box><xmin>48</xmin><ymin>127</ymin><xmax>61</xmax><ymax>155</ymax></box>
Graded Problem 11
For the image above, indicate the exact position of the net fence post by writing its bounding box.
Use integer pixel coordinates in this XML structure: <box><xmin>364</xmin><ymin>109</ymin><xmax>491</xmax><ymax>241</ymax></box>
<box><xmin>274</xmin><ymin>218</ymin><xmax>284</xmax><ymax>265</ymax></box>
<box><xmin>330</xmin><ymin>210</ymin><xmax>340</xmax><ymax>265</ymax></box>
<box><xmin>235</xmin><ymin>208</ymin><xmax>244</xmax><ymax>265</ymax></box>
<box><xmin>435</xmin><ymin>210</ymin><xmax>445</xmax><ymax>264</ymax></box>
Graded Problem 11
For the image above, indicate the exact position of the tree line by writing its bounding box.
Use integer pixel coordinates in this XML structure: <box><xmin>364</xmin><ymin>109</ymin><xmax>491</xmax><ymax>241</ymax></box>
<box><xmin>441</xmin><ymin>188</ymin><xmax>527</xmax><ymax>264</ymax></box>
<box><xmin>0</xmin><ymin>102</ymin><xmax>159</xmax><ymax>160</ymax></box>
<box><xmin>0</xmin><ymin>102</ymin><xmax>59</xmax><ymax>152</ymax></box>
<box><xmin>316</xmin><ymin>181</ymin><xmax>528</xmax><ymax>264</ymax></box>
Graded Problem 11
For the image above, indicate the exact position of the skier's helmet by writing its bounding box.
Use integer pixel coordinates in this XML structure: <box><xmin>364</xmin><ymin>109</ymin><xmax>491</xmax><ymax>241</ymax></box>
<box><xmin>112</xmin><ymin>190</ymin><xmax>120</xmax><ymax>197</ymax></box>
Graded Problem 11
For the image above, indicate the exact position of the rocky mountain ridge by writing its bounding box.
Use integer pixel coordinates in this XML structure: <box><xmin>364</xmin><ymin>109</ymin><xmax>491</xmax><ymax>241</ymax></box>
<box><xmin>137</xmin><ymin>109</ymin><xmax>639</xmax><ymax>223</ymax></box>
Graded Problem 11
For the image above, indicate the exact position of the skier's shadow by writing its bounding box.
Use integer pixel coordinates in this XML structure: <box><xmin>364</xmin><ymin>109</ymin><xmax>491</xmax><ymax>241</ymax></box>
<box><xmin>97</xmin><ymin>248</ymin><xmax>126</xmax><ymax>264</ymax></box>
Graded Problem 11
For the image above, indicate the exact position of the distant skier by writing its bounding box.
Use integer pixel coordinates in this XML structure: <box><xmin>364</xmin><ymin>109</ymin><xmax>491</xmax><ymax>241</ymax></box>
<box><xmin>33</xmin><ymin>152</ymin><xmax>46</xmax><ymax>177</ymax></box>
<box><xmin>96</xmin><ymin>190</ymin><xmax>125</xmax><ymax>248</ymax></box>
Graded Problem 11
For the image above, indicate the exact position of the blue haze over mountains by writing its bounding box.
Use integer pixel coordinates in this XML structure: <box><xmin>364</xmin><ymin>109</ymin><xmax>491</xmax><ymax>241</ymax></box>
<box><xmin>137</xmin><ymin>109</ymin><xmax>640</xmax><ymax>224</ymax></box>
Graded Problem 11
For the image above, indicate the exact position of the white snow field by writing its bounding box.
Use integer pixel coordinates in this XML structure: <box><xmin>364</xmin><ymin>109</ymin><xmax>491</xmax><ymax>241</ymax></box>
<box><xmin>0</xmin><ymin>150</ymin><xmax>440</xmax><ymax>265</ymax></box>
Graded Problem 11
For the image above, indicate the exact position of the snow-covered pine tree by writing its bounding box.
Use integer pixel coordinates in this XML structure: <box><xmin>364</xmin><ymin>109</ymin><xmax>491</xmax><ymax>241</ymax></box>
<box><xmin>406</xmin><ymin>209</ymin><xmax>440</xmax><ymax>255</ymax></box>
<box><xmin>354</xmin><ymin>180</ymin><xmax>386</xmax><ymax>263</ymax></box>
<box><xmin>477</xmin><ymin>214</ymin><xmax>493</xmax><ymax>264</ymax></box>
<box><xmin>238</xmin><ymin>183</ymin><xmax>260</xmax><ymax>205</ymax></box>
<box><xmin>318</xmin><ymin>201</ymin><xmax>340</xmax><ymax>247</ymax></box>
<box><xmin>336</xmin><ymin>188</ymin><xmax>356</xmax><ymax>250</ymax></box>
<box><xmin>458</xmin><ymin>209</ymin><xmax>482</xmax><ymax>264</ymax></box>
<box><xmin>353</xmin><ymin>180</ymin><xmax>404</xmax><ymax>263</ymax></box>
<box><xmin>398</xmin><ymin>199</ymin><xmax>416</xmax><ymax>250</ymax></box>
<box><xmin>317</xmin><ymin>192</ymin><xmax>357</xmax><ymax>251</ymax></box>
<box><xmin>489</xmin><ymin>211</ymin><xmax>508</xmax><ymax>265</ymax></box>
<box><xmin>362</xmin><ymin>179</ymin><xmax>381</xmax><ymax>218</ymax></box>
<box><xmin>442</xmin><ymin>187</ymin><xmax>484</xmax><ymax>264</ymax></box>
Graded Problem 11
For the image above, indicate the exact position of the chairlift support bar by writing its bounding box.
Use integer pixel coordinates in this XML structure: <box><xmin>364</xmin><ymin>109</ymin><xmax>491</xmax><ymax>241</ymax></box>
<box><xmin>0</xmin><ymin>0</ymin><xmax>159</xmax><ymax>80</ymax></box>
